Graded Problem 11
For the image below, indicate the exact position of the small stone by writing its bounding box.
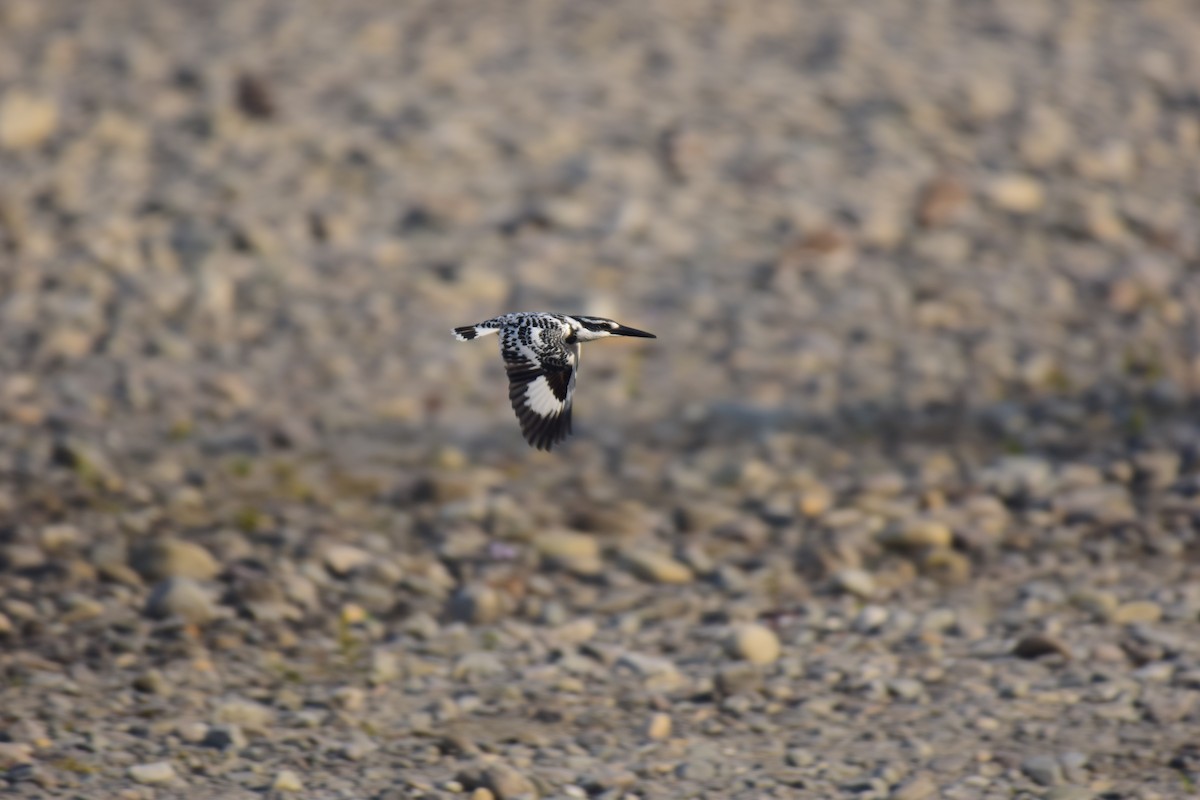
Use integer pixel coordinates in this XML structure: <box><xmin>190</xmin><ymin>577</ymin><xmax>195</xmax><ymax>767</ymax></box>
<box><xmin>919</xmin><ymin>548</ymin><xmax>971</xmax><ymax>585</ymax></box>
<box><xmin>834</xmin><ymin>568</ymin><xmax>876</xmax><ymax>598</ymax></box>
<box><xmin>145</xmin><ymin>578</ymin><xmax>220</xmax><ymax>624</ymax></box>
<box><xmin>39</xmin><ymin>523</ymin><xmax>80</xmax><ymax>552</ymax></box>
<box><xmin>646</xmin><ymin>712</ymin><xmax>672</xmax><ymax>740</ymax></box>
<box><xmin>471</xmin><ymin>789</ymin><xmax>496</xmax><ymax>800</ymax></box>
<box><xmin>1059</xmin><ymin>752</ymin><xmax>1089</xmax><ymax>783</ymax></box>
<box><xmin>716</xmin><ymin>663</ymin><xmax>763</xmax><ymax>695</ymax></box>
<box><xmin>459</xmin><ymin>762</ymin><xmax>539</xmax><ymax>800</ymax></box>
<box><xmin>133</xmin><ymin>669</ymin><xmax>170</xmax><ymax>695</ymax></box>
<box><xmin>1022</xmin><ymin>754</ymin><xmax>1063</xmax><ymax>787</ymax></box>
<box><xmin>676</xmin><ymin>759</ymin><xmax>717</xmax><ymax>782</ymax></box>
<box><xmin>1074</xmin><ymin>140</ymin><xmax>1136</xmax><ymax>183</ymax></box>
<box><xmin>0</xmin><ymin>90</ymin><xmax>57</xmax><ymax>150</ymax></box>
<box><xmin>128</xmin><ymin>761</ymin><xmax>176</xmax><ymax>785</ymax></box>
<box><xmin>132</xmin><ymin>538</ymin><xmax>221</xmax><ymax>581</ymax></box>
<box><xmin>337</xmin><ymin>733</ymin><xmax>378</xmax><ymax>761</ymax></box>
<box><xmin>213</xmin><ymin>697</ymin><xmax>274</xmax><ymax>733</ymax></box>
<box><xmin>0</xmin><ymin>743</ymin><xmax>33</xmax><ymax>769</ymax></box>
<box><xmin>202</xmin><ymin>724</ymin><xmax>246</xmax><ymax>751</ymax></box>
<box><xmin>987</xmin><ymin>174</ymin><xmax>1045</xmax><ymax>213</ymax></box>
<box><xmin>881</xmin><ymin>518</ymin><xmax>953</xmax><ymax>550</ymax></box>
<box><xmin>855</xmin><ymin>605</ymin><xmax>890</xmax><ymax>633</ymax></box>
<box><xmin>1019</xmin><ymin>106</ymin><xmax>1074</xmax><ymax>167</ymax></box>
<box><xmin>1070</xmin><ymin>590</ymin><xmax>1118</xmax><ymax>621</ymax></box>
<box><xmin>616</xmin><ymin>652</ymin><xmax>685</xmax><ymax>691</ymax></box>
<box><xmin>623</xmin><ymin>549</ymin><xmax>693</xmax><ymax>584</ymax></box>
<box><xmin>448</xmin><ymin>584</ymin><xmax>504</xmax><ymax>624</ymax></box>
<box><xmin>333</xmin><ymin>686</ymin><xmax>366</xmax><ymax>712</ymax></box>
<box><xmin>786</xmin><ymin>748</ymin><xmax>816</xmax><ymax>767</ymax></box>
<box><xmin>798</xmin><ymin>484</ymin><xmax>833</xmax><ymax>517</ymax></box>
<box><xmin>178</xmin><ymin>722</ymin><xmax>209</xmax><ymax>743</ymax></box>
<box><xmin>1012</xmin><ymin>634</ymin><xmax>1072</xmax><ymax>660</ymax></box>
<box><xmin>533</xmin><ymin>530</ymin><xmax>599</xmax><ymax>562</ymax></box>
<box><xmin>1</xmin><ymin>544</ymin><xmax>45</xmax><ymax>571</ymax></box>
<box><xmin>916</xmin><ymin>176</ymin><xmax>970</xmax><ymax>227</ymax></box>
<box><xmin>322</xmin><ymin>543</ymin><xmax>372</xmax><ymax>576</ymax></box>
<box><xmin>369</xmin><ymin>649</ymin><xmax>402</xmax><ymax>684</ymax></box>
<box><xmin>726</xmin><ymin>624</ymin><xmax>781</xmax><ymax>665</ymax></box>
<box><xmin>1113</xmin><ymin>601</ymin><xmax>1162</xmax><ymax>625</ymax></box>
<box><xmin>272</xmin><ymin>770</ymin><xmax>304</xmax><ymax>792</ymax></box>
<box><xmin>453</xmin><ymin>652</ymin><xmax>507</xmax><ymax>681</ymax></box>
<box><xmin>888</xmin><ymin>678</ymin><xmax>924</xmax><ymax>701</ymax></box>
<box><xmin>548</xmin><ymin>617</ymin><xmax>598</xmax><ymax>646</ymax></box>
<box><xmin>891</xmin><ymin>772</ymin><xmax>937</xmax><ymax>800</ymax></box>
<box><xmin>0</xmin><ymin>611</ymin><xmax>11</xmax><ymax>636</ymax></box>
<box><xmin>964</xmin><ymin>74</ymin><xmax>1015</xmax><ymax>121</ymax></box>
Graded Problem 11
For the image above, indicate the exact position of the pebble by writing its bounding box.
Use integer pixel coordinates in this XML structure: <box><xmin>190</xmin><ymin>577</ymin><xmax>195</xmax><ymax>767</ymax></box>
<box><xmin>0</xmin><ymin>743</ymin><xmax>33</xmax><ymax>769</ymax></box>
<box><xmin>834</xmin><ymin>568</ymin><xmax>876</xmax><ymax>598</ymax></box>
<box><xmin>726</xmin><ymin>623</ymin><xmax>781</xmax><ymax>665</ymax></box>
<box><xmin>987</xmin><ymin>174</ymin><xmax>1045</xmax><ymax>213</ymax></box>
<box><xmin>213</xmin><ymin>698</ymin><xmax>275</xmax><ymax>733</ymax></box>
<box><xmin>533</xmin><ymin>530</ymin><xmax>600</xmax><ymax>562</ymax></box>
<box><xmin>646</xmin><ymin>712</ymin><xmax>672</xmax><ymax>740</ymax></box>
<box><xmin>676</xmin><ymin>759</ymin><xmax>717</xmax><ymax>782</ymax></box>
<box><xmin>459</xmin><ymin>762</ymin><xmax>539</xmax><ymax>800</ymax></box>
<box><xmin>0</xmin><ymin>90</ymin><xmax>58</xmax><ymax>150</ymax></box>
<box><xmin>1113</xmin><ymin>600</ymin><xmax>1163</xmax><ymax>624</ymax></box>
<box><xmin>617</xmin><ymin>652</ymin><xmax>685</xmax><ymax>691</ymax></box>
<box><xmin>881</xmin><ymin>518</ymin><xmax>953</xmax><ymax>550</ymax></box>
<box><xmin>128</xmin><ymin>762</ymin><xmax>176</xmax><ymax>785</ymax></box>
<box><xmin>622</xmin><ymin>549</ymin><xmax>694</xmax><ymax>584</ymax></box>
<box><xmin>1022</xmin><ymin>755</ymin><xmax>1063</xmax><ymax>786</ymax></box>
<box><xmin>1012</xmin><ymin>634</ymin><xmax>1072</xmax><ymax>660</ymax></box>
<box><xmin>449</xmin><ymin>584</ymin><xmax>505</xmax><ymax>624</ymax></box>
<box><xmin>144</xmin><ymin>577</ymin><xmax>220</xmax><ymax>624</ymax></box>
<box><xmin>322</xmin><ymin>543</ymin><xmax>373</xmax><ymax>576</ymax></box>
<box><xmin>272</xmin><ymin>770</ymin><xmax>304</xmax><ymax>792</ymax></box>
<box><xmin>131</xmin><ymin>538</ymin><xmax>221</xmax><ymax>581</ymax></box>
<box><xmin>202</xmin><ymin>724</ymin><xmax>247</xmax><ymax>751</ymax></box>
<box><xmin>716</xmin><ymin>663</ymin><xmax>764</xmax><ymax>695</ymax></box>
<box><xmin>891</xmin><ymin>773</ymin><xmax>937</xmax><ymax>800</ymax></box>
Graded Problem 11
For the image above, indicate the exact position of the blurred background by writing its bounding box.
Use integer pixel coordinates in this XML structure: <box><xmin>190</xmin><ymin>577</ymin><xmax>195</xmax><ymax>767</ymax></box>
<box><xmin>3</xmin><ymin>0</ymin><xmax>1199</xmax><ymax>458</ymax></box>
<box><xmin>3</xmin><ymin>1</ymin><xmax>1200</xmax><ymax>797</ymax></box>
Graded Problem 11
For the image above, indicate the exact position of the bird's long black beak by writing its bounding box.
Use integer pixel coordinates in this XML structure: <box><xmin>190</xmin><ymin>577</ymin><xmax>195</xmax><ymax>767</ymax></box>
<box><xmin>613</xmin><ymin>325</ymin><xmax>656</xmax><ymax>339</ymax></box>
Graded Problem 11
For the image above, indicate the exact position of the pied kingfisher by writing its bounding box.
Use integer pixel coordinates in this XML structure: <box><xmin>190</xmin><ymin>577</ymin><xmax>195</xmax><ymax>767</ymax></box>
<box><xmin>454</xmin><ymin>312</ymin><xmax>656</xmax><ymax>450</ymax></box>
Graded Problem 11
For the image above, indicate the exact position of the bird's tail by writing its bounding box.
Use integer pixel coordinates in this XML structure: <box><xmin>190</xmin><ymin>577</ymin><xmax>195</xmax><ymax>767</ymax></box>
<box><xmin>453</xmin><ymin>323</ymin><xmax>501</xmax><ymax>342</ymax></box>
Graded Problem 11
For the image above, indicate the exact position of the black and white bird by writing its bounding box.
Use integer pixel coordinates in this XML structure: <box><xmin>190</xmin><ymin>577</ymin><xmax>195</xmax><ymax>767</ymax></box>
<box><xmin>454</xmin><ymin>312</ymin><xmax>656</xmax><ymax>451</ymax></box>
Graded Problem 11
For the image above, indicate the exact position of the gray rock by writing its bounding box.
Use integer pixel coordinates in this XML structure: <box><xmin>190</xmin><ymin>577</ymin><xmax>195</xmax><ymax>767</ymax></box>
<box><xmin>1022</xmin><ymin>754</ymin><xmax>1063</xmax><ymax>786</ymax></box>
<box><xmin>675</xmin><ymin>759</ymin><xmax>717</xmax><ymax>782</ymax></box>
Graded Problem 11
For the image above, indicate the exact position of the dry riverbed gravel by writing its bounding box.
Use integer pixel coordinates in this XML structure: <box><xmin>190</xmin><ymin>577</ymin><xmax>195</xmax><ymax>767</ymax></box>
<box><xmin>3</xmin><ymin>1</ymin><xmax>1200</xmax><ymax>798</ymax></box>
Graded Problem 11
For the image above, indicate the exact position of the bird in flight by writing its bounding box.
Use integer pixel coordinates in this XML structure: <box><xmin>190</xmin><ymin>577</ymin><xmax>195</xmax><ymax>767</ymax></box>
<box><xmin>454</xmin><ymin>312</ymin><xmax>656</xmax><ymax>450</ymax></box>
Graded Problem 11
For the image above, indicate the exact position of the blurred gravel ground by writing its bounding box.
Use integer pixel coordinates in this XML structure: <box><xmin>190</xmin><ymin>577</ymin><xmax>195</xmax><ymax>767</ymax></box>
<box><xmin>2</xmin><ymin>1</ymin><xmax>1200</xmax><ymax>798</ymax></box>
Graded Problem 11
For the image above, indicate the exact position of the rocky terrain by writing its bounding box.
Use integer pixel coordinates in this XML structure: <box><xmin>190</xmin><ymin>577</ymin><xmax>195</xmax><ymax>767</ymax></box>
<box><xmin>2</xmin><ymin>0</ymin><xmax>1200</xmax><ymax>797</ymax></box>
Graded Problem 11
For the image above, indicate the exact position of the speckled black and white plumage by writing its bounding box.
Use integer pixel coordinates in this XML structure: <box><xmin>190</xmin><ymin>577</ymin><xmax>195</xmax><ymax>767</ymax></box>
<box><xmin>453</xmin><ymin>312</ymin><xmax>656</xmax><ymax>451</ymax></box>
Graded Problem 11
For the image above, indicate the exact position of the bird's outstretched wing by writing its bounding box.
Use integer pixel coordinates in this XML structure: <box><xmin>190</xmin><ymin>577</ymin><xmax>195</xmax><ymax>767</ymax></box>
<box><xmin>501</xmin><ymin>324</ymin><xmax>577</xmax><ymax>451</ymax></box>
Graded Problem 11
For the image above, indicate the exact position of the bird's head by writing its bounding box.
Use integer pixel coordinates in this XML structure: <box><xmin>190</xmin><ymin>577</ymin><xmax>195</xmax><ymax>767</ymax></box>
<box><xmin>569</xmin><ymin>316</ymin><xmax>656</xmax><ymax>342</ymax></box>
